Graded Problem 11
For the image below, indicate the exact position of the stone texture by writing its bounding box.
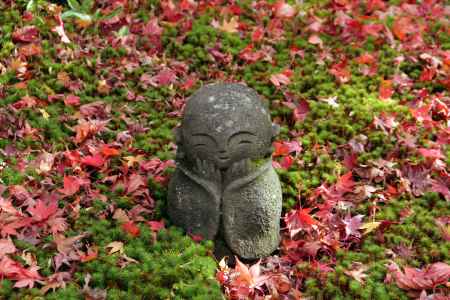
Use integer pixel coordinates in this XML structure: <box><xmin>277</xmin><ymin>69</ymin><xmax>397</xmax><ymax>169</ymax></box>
<box><xmin>167</xmin><ymin>82</ymin><xmax>282</xmax><ymax>259</ymax></box>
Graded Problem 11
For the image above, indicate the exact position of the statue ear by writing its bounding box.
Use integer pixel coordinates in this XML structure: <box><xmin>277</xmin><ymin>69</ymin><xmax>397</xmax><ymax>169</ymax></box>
<box><xmin>174</xmin><ymin>127</ymin><xmax>183</xmax><ymax>144</ymax></box>
<box><xmin>271</xmin><ymin>123</ymin><xmax>280</xmax><ymax>137</ymax></box>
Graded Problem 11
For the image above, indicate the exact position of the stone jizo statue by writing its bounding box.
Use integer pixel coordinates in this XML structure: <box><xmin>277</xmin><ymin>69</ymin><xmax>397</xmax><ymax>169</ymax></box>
<box><xmin>168</xmin><ymin>83</ymin><xmax>282</xmax><ymax>259</ymax></box>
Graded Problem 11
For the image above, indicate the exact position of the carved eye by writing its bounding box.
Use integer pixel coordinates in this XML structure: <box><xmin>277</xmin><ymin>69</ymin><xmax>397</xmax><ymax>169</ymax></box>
<box><xmin>191</xmin><ymin>133</ymin><xmax>217</xmax><ymax>148</ymax></box>
<box><xmin>194</xmin><ymin>143</ymin><xmax>207</xmax><ymax>148</ymax></box>
<box><xmin>228</xmin><ymin>131</ymin><xmax>256</xmax><ymax>146</ymax></box>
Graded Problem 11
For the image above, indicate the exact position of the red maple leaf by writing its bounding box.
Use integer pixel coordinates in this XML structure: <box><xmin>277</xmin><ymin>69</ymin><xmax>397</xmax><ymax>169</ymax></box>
<box><xmin>330</xmin><ymin>60</ymin><xmax>351</xmax><ymax>84</ymax></box>
<box><xmin>0</xmin><ymin>237</ymin><xmax>17</xmax><ymax>256</ymax></box>
<box><xmin>0</xmin><ymin>256</ymin><xmax>43</xmax><ymax>288</ymax></box>
<box><xmin>12</xmin><ymin>26</ymin><xmax>39</xmax><ymax>43</ymax></box>
<box><xmin>27</xmin><ymin>200</ymin><xmax>58</xmax><ymax>222</ymax></box>
<box><xmin>79</xmin><ymin>245</ymin><xmax>98</xmax><ymax>263</ymax></box>
<box><xmin>342</xmin><ymin>214</ymin><xmax>364</xmax><ymax>240</ymax></box>
<box><xmin>273</xmin><ymin>140</ymin><xmax>302</xmax><ymax>157</ymax></box>
<box><xmin>122</xmin><ymin>221</ymin><xmax>140</xmax><ymax>237</ymax></box>
<box><xmin>386</xmin><ymin>261</ymin><xmax>450</xmax><ymax>290</ymax></box>
<box><xmin>81</xmin><ymin>153</ymin><xmax>106</xmax><ymax>168</ymax></box>
<box><xmin>292</xmin><ymin>100</ymin><xmax>310</xmax><ymax>122</ymax></box>
<box><xmin>410</xmin><ymin>104</ymin><xmax>433</xmax><ymax>123</ymax></box>
<box><xmin>284</xmin><ymin>208</ymin><xmax>317</xmax><ymax>238</ymax></box>
<box><xmin>379</xmin><ymin>79</ymin><xmax>394</xmax><ymax>100</ymax></box>
<box><xmin>126</xmin><ymin>173</ymin><xmax>147</xmax><ymax>194</ymax></box>
<box><xmin>64</xmin><ymin>95</ymin><xmax>80</xmax><ymax>106</ymax></box>
<box><xmin>417</xmin><ymin>148</ymin><xmax>444</xmax><ymax>160</ymax></box>
<box><xmin>270</xmin><ymin>69</ymin><xmax>293</xmax><ymax>87</ymax></box>
<box><xmin>392</xmin><ymin>16</ymin><xmax>416</xmax><ymax>41</ymax></box>
<box><xmin>101</xmin><ymin>145</ymin><xmax>120</xmax><ymax>157</ymax></box>
<box><xmin>273</xmin><ymin>1</ymin><xmax>296</xmax><ymax>18</ymax></box>
<box><xmin>419</xmin><ymin>67</ymin><xmax>436</xmax><ymax>82</ymax></box>
<box><xmin>147</xmin><ymin>220</ymin><xmax>165</xmax><ymax>232</ymax></box>
<box><xmin>59</xmin><ymin>176</ymin><xmax>81</xmax><ymax>196</ymax></box>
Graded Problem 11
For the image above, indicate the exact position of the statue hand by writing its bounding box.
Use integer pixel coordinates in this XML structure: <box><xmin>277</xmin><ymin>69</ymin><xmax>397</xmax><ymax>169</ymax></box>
<box><xmin>227</xmin><ymin>158</ymin><xmax>252</xmax><ymax>180</ymax></box>
<box><xmin>193</xmin><ymin>158</ymin><xmax>222</xmax><ymax>191</ymax></box>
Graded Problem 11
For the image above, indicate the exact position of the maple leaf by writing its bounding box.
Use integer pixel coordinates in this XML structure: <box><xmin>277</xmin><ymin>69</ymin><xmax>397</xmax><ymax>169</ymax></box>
<box><xmin>435</xmin><ymin>217</ymin><xmax>450</xmax><ymax>241</ymax></box>
<box><xmin>330</xmin><ymin>60</ymin><xmax>351</xmax><ymax>84</ymax></box>
<box><xmin>308</xmin><ymin>34</ymin><xmax>323</xmax><ymax>47</ymax></box>
<box><xmin>53</xmin><ymin>233</ymin><xmax>86</xmax><ymax>254</ymax></box>
<box><xmin>273</xmin><ymin>1</ymin><xmax>296</xmax><ymax>18</ymax></box>
<box><xmin>59</xmin><ymin>175</ymin><xmax>81</xmax><ymax>196</ymax></box>
<box><xmin>419</xmin><ymin>67</ymin><xmax>436</xmax><ymax>82</ymax></box>
<box><xmin>143</xmin><ymin>18</ymin><xmax>163</xmax><ymax>36</ymax></box>
<box><xmin>28</xmin><ymin>200</ymin><xmax>58</xmax><ymax>222</ymax></box>
<box><xmin>79</xmin><ymin>245</ymin><xmax>98</xmax><ymax>262</ymax></box>
<box><xmin>335</xmin><ymin>171</ymin><xmax>356</xmax><ymax>194</ymax></box>
<box><xmin>122</xmin><ymin>221</ymin><xmax>140</xmax><ymax>237</ymax></box>
<box><xmin>12</xmin><ymin>26</ymin><xmax>39</xmax><ymax>43</ymax></box>
<box><xmin>392</xmin><ymin>16</ymin><xmax>416</xmax><ymax>41</ymax></box>
<box><xmin>342</xmin><ymin>214</ymin><xmax>364</xmax><ymax>240</ymax></box>
<box><xmin>284</xmin><ymin>208</ymin><xmax>317</xmax><ymax>238</ymax></box>
<box><xmin>0</xmin><ymin>237</ymin><xmax>17</xmax><ymax>256</ymax></box>
<box><xmin>410</xmin><ymin>104</ymin><xmax>433</xmax><ymax>123</ymax></box>
<box><xmin>0</xmin><ymin>256</ymin><xmax>43</xmax><ymax>288</ymax></box>
<box><xmin>52</xmin><ymin>14</ymin><xmax>71</xmax><ymax>44</ymax></box>
<box><xmin>251</xmin><ymin>27</ymin><xmax>264</xmax><ymax>42</ymax></box>
<box><xmin>19</xmin><ymin>43</ymin><xmax>42</xmax><ymax>57</ymax></box>
<box><xmin>147</xmin><ymin>220</ymin><xmax>165</xmax><ymax>232</ymax></box>
<box><xmin>417</xmin><ymin>148</ymin><xmax>444</xmax><ymax>160</ymax></box>
<box><xmin>279</xmin><ymin>155</ymin><xmax>294</xmax><ymax>170</ymax></box>
<box><xmin>64</xmin><ymin>95</ymin><xmax>80</xmax><ymax>106</ymax></box>
<box><xmin>112</xmin><ymin>208</ymin><xmax>130</xmax><ymax>223</ymax></box>
<box><xmin>73</xmin><ymin>119</ymin><xmax>108</xmax><ymax>144</ymax></box>
<box><xmin>81</xmin><ymin>153</ymin><xmax>106</xmax><ymax>168</ymax></box>
<box><xmin>292</xmin><ymin>100</ymin><xmax>310</xmax><ymax>122</ymax></box>
<box><xmin>270</xmin><ymin>69</ymin><xmax>293</xmax><ymax>87</ymax></box>
<box><xmin>360</xmin><ymin>221</ymin><xmax>381</xmax><ymax>235</ymax></box>
<box><xmin>273</xmin><ymin>140</ymin><xmax>301</xmax><ymax>157</ymax></box>
<box><xmin>36</xmin><ymin>151</ymin><xmax>55</xmax><ymax>174</ymax></box>
<box><xmin>148</xmin><ymin>68</ymin><xmax>177</xmax><ymax>87</ymax></box>
<box><xmin>101</xmin><ymin>145</ymin><xmax>120</xmax><ymax>157</ymax></box>
<box><xmin>430</xmin><ymin>173</ymin><xmax>450</xmax><ymax>201</ymax></box>
<box><xmin>219</xmin><ymin>17</ymin><xmax>239</xmax><ymax>33</ymax></box>
<box><xmin>12</xmin><ymin>95</ymin><xmax>37</xmax><ymax>109</ymax></box>
<box><xmin>344</xmin><ymin>262</ymin><xmax>368</xmax><ymax>284</ymax></box>
<box><xmin>355</xmin><ymin>53</ymin><xmax>376</xmax><ymax>65</ymax></box>
<box><xmin>233</xmin><ymin>257</ymin><xmax>270</xmax><ymax>290</ymax></box>
<box><xmin>379</xmin><ymin>79</ymin><xmax>394</xmax><ymax>100</ymax></box>
<box><xmin>41</xmin><ymin>272</ymin><xmax>72</xmax><ymax>294</ymax></box>
<box><xmin>105</xmin><ymin>241</ymin><xmax>124</xmax><ymax>255</ymax></box>
<box><xmin>386</xmin><ymin>261</ymin><xmax>450</xmax><ymax>290</ymax></box>
<box><xmin>126</xmin><ymin>173</ymin><xmax>147</xmax><ymax>194</ymax></box>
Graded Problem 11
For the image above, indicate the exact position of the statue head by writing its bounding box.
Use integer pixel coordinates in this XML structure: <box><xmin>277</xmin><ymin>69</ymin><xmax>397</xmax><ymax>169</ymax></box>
<box><xmin>175</xmin><ymin>83</ymin><xmax>279</xmax><ymax>170</ymax></box>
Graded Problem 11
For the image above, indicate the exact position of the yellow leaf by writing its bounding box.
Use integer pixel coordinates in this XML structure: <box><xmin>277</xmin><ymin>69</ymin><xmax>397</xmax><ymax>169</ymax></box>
<box><xmin>106</xmin><ymin>241</ymin><xmax>124</xmax><ymax>254</ymax></box>
<box><xmin>39</xmin><ymin>108</ymin><xmax>50</xmax><ymax>120</ymax></box>
<box><xmin>123</xmin><ymin>155</ymin><xmax>144</xmax><ymax>167</ymax></box>
<box><xmin>112</xmin><ymin>208</ymin><xmax>130</xmax><ymax>223</ymax></box>
<box><xmin>361</xmin><ymin>221</ymin><xmax>381</xmax><ymax>235</ymax></box>
<box><xmin>220</xmin><ymin>17</ymin><xmax>239</xmax><ymax>33</ymax></box>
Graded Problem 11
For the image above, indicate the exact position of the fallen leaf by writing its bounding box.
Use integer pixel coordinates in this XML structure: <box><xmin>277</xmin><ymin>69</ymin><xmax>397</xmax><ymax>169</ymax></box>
<box><xmin>0</xmin><ymin>237</ymin><xmax>17</xmax><ymax>256</ymax></box>
<box><xmin>122</xmin><ymin>221</ymin><xmax>140</xmax><ymax>237</ymax></box>
<box><xmin>360</xmin><ymin>221</ymin><xmax>381</xmax><ymax>235</ymax></box>
<box><xmin>219</xmin><ymin>17</ymin><xmax>239</xmax><ymax>33</ymax></box>
<box><xmin>344</xmin><ymin>262</ymin><xmax>368</xmax><ymax>284</ymax></box>
<box><xmin>105</xmin><ymin>241</ymin><xmax>124</xmax><ymax>255</ymax></box>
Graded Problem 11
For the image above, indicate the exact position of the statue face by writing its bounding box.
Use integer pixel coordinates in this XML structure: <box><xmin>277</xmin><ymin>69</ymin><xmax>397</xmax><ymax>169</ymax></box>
<box><xmin>186</xmin><ymin>129</ymin><xmax>263</xmax><ymax>170</ymax></box>
<box><xmin>179</xmin><ymin>83</ymin><xmax>276</xmax><ymax>170</ymax></box>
